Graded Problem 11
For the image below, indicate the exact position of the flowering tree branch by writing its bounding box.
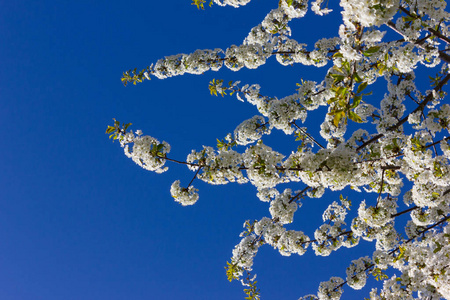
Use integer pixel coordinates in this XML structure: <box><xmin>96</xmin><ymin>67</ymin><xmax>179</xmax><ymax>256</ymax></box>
<box><xmin>108</xmin><ymin>0</ymin><xmax>450</xmax><ymax>298</ymax></box>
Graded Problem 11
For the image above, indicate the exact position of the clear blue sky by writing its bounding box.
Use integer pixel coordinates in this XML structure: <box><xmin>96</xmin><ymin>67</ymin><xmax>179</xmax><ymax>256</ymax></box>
<box><xmin>0</xmin><ymin>1</ymin><xmax>395</xmax><ymax>299</ymax></box>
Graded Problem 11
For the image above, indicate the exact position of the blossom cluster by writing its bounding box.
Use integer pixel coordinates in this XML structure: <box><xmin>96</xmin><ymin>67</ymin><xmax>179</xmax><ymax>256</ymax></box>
<box><xmin>117</xmin><ymin>129</ymin><xmax>170</xmax><ymax>174</ymax></box>
<box><xmin>170</xmin><ymin>180</ymin><xmax>199</xmax><ymax>206</ymax></box>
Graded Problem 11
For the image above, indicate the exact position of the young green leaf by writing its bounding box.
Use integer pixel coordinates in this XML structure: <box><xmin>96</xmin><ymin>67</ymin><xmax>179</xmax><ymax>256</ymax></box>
<box><xmin>357</xmin><ymin>82</ymin><xmax>368</xmax><ymax>94</ymax></box>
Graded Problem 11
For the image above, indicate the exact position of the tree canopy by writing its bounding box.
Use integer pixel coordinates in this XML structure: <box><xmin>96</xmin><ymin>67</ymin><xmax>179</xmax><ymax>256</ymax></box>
<box><xmin>108</xmin><ymin>0</ymin><xmax>450</xmax><ymax>299</ymax></box>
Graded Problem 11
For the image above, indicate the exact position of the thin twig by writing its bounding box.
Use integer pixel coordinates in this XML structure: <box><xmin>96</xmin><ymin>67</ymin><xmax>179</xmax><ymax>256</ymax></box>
<box><xmin>376</xmin><ymin>168</ymin><xmax>386</xmax><ymax>208</ymax></box>
<box><xmin>187</xmin><ymin>166</ymin><xmax>203</xmax><ymax>187</ymax></box>
<box><xmin>292</xmin><ymin>121</ymin><xmax>325</xmax><ymax>149</ymax></box>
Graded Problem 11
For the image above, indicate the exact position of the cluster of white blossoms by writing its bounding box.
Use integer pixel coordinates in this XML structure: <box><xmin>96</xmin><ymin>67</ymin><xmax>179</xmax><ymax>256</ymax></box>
<box><xmin>317</xmin><ymin>277</ymin><xmax>345</xmax><ymax>300</ymax></box>
<box><xmin>234</xmin><ymin>115</ymin><xmax>271</xmax><ymax>145</ymax></box>
<box><xmin>254</xmin><ymin>217</ymin><xmax>310</xmax><ymax>256</ymax></box>
<box><xmin>212</xmin><ymin>0</ymin><xmax>251</xmax><ymax>8</ymax></box>
<box><xmin>186</xmin><ymin>146</ymin><xmax>248</xmax><ymax>185</ymax></box>
<box><xmin>369</xmin><ymin>224</ymin><xmax>450</xmax><ymax>299</ymax></box>
<box><xmin>111</xmin><ymin>0</ymin><xmax>450</xmax><ymax>299</ymax></box>
<box><xmin>137</xmin><ymin>0</ymin><xmax>311</xmax><ymax>81</ymax></box>
<box><xmin>340</xmin><ymin>0</ymin><xmax>400</xmax><ymax>27</ymax></box>
<box><xmin>170</xmin><ymin>180</ymin><xmax>199</xmax><ymax>206</ymax></box>
<box><xmin>357</xmin><ymin>197</ymin><xmax>397</xmax><ymax>228</ymax></box>
<box><xmin>119</xmin><ymin>130</ymin><xmax>170</xmax><ymax>174</ymax></box>
<box><xmin>345</xmin><ymin>256</ymin><xmax>372</xmax><ymax>290</ymax></box>
<box><xmin>312</xmin><ymin>222</ymin><xmax>348</xmax><ymax>256</ymax></box>
<box><xmin>267</xmin><ymin>95</ymin><xmax>307</xmax><ymax>134</ymax></box>
<box><xmin>268</xmin><ymin>188</ymin><xmax>299</xmax><ymax>224</ymax></box>
<box><xmin>322</xmin><ymin>196</ymin><xmax>351</xmax><ymax>223</ymax></box>
<box><xmin>241</xmin><ymin>142</ymin><xmax>285</xmax><ymax>189</ymax></box>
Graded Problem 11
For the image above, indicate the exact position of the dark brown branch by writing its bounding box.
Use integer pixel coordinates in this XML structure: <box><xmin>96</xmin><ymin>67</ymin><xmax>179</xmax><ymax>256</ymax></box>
<box><xmin>187</xmin><ymin>166</ymin><xmax>203</xmax><ymax>187</ymax></box>
<box><xmin>391</xmin><ymin>206</ymin><xmax>418</xmax><ymax>218</ymax></box>
<box><xmin>161</xmin><ymin>155</ymin><xmax>201</xmax><ymax>167</ymax></box>
<box><xmin>289</xmin><ymin>186</ymin><xmax>310</xmax><ymax>204</ymax></box>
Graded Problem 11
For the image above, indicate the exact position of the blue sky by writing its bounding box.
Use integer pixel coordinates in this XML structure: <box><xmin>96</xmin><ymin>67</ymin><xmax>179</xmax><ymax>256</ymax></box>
<box><xmin>0</xmin><ymin>1</ymin><xmax>407</xmax><ymax>299</ymax></box>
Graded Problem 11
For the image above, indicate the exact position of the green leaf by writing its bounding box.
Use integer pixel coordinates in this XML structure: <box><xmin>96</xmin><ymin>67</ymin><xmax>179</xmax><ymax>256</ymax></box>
<box><xmin>433</xmin><ymin>242</ymin><xmax>443</xmax><ymax>253</ymax></box>
<box><xmin>330</xmin><ymin>74</ymin><xmax>345</xmax><ymax>82</ymax></box>
<box><xmin>192</xmin><ymin>0</ymin><xmax>206</xmax><ymax>9</ymax></box>
<box><xmin>349</xmin><ymin>110</ymin><xmax>363</xmax><ymax>123</ymax></box>
<box><xmin>357</xmin><ymin>82</ymin><xmax>368</xmax><ymax>94</ymax></box>
<box><xmin>327</xmin><ymin>97</ymin><xmax>337</xmax><ymax>105</ymax></box>
<box><xmin>225</xmin><ymin>261</ymin><xmax>241</xmax><ymax>282</ymax></box>
<box><xmin>402</xmin><ymin>15</ymin><xmax>416</xmax><ymax>22</ymax></box>
<box><xmin>106</xmin><ymin>126</ymin><xmax>116</xmax><ymax>134</ymax></box>
<box><xmin>363</xmin><ymin>46</ymin><xmax>380</xmax><ymax>57</ymax></box>
<box><xmin>342</xmin><ymin>61</ymin><xmax>351</xmax><ymax>73</ymax></box>
<box><xmin>334</xmin><ymin>86</ymin><xmax>347</xmax><ymax>97</ymax></box>
<box><xmin>333</xmin><ymin>111</ymin><xmax>345</xmax><ymax>127</ymax></box>
<box><xmin>350</xmin><ymin>95</ymin><xmax>362</xmax><ymax>109</ymax></box>
<box><xmin>353</xmin><ymin>72</ymin><xmax>363</xmax><ymax>83</ymax></box>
